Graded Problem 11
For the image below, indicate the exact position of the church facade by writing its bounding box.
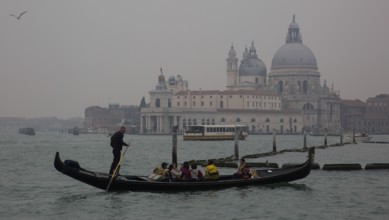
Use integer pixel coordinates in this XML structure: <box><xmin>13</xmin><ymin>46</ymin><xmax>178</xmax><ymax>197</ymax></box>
<box><xmin>140</xmin><ymin>16</ymin><xmax>341</xmax><ymax>134</ymax></box>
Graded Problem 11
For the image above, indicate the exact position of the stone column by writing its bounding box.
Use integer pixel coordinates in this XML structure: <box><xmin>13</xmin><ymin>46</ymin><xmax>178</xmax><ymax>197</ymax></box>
<box><xmin>140</xmin><ymin>116</ymin><xmax>144</xmax><ymax>134</ymax></box>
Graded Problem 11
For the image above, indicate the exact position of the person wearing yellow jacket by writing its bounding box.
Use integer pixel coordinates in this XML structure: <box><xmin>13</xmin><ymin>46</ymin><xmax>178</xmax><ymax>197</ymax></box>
<box><xmin>205</xmin><ymin>160</ymin><xmax>219</xmax><ymax>180</ymax></box>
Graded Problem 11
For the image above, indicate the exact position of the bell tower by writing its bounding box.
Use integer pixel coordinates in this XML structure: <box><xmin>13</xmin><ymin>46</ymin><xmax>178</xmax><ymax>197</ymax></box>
<box><xmin>226</xmin><ymin>44</ymin><xmax>238</xmax><ymax>90</ymax></box>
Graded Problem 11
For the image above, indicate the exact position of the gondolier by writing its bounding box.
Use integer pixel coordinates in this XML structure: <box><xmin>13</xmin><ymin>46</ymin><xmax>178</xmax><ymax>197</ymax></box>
<box><xmin>109</xmin><ymin>126</ymin><xmax>129</xmax><ymax>176</ymax></box>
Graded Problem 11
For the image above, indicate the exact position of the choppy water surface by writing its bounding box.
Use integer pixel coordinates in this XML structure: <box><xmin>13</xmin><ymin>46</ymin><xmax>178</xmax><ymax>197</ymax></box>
<box><xmin>1</xmin><ymin>132</ymin><xmax>389</xmax><ymax>220</ymax></box>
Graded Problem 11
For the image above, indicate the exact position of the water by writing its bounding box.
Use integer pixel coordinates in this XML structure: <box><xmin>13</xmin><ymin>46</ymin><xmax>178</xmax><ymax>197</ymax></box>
<box><xmin>1</xmin><ymin>132</ymin><xmax>389</xmax><ymax>220</ymax></box>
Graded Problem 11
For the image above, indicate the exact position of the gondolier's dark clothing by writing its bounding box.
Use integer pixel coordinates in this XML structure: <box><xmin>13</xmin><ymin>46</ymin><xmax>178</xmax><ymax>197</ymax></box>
<box><xmin>110</xmin><ymin>131</ymin><xmax>128</xmax><ymax>151</ymax></box>
<box><xmin>109</xmin><ymin>131</ymin><xmax>129</xmax><ymax>175</ymax></box>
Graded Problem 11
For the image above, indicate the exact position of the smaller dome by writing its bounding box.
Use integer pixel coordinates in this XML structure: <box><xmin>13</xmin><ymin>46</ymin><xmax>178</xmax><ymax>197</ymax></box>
<box><xmin>239</xmin><ymin>42</ymin><xmax>267</xmax><ymax>76</ymax></box>
<box><xmin>239</xmin><ymin>58</ymin><xmax>267</xmax><ymax>76</ymax></box>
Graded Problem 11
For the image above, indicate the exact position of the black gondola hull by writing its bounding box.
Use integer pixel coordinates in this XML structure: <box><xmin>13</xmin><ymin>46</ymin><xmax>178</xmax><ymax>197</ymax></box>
<box><xmin>54</xmin><ymin>148</ymin><xmax>314</xmax><ymax>192</ymax></box>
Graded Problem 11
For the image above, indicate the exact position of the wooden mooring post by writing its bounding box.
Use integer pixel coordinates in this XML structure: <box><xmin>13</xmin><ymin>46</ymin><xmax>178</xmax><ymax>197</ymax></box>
<box><xmin>272</xmin><ymin>130</ymin><xmax>277</xmax><ymax>152</ymax></box>
<box><xmin>172</xmin><ymin>125</ymin><xmax>178</xmax><ymax>165</ymax></box>
<box><xmin>324</xmin><ymin>132</ymin><xmax>328</xmax><ymax>147</ymax></box>
<box><xmin>303</xmin><ymin>130</ymin><xmax>307</xmax><ymax>150</ymax></box>
<box><xmin>234</xmin><ymin>126</ymin><xmax>239</xmax><ymax>159</ymax></box>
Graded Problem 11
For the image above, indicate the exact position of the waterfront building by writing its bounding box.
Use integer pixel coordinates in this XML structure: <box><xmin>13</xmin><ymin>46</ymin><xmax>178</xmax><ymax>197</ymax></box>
<box><xmin>364</xmin><ymin>94</ymin><xmax>389</xmax><ymax>134</ymax></box>
<box><xmin>340</xmin><ymin>94</ymin><xmax>389</xmax><ymax>134</ymax></box>
<box><xmin>140</xmin><ymin>75</ymin><xmax>302</xmax><ymax>134</ymax></box>
<box><xmin>340</xmin><ymin>99</ymin><xmax>366</xmax><ymax>132</ymax></box>
<box><xmin>84</xmin><ymin>104</ymin><xmax>140</xmax><ymax>133</ymax></box>
<box><xmin>140</xmin><ymin>16</ymin><xmax>341</xmax><ymax>134</ymax></box>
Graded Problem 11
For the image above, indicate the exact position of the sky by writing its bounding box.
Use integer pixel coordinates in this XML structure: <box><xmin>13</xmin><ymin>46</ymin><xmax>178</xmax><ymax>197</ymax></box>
<box><xmin>1</xmin><ymin>0</ymin><xmax>389</xmax><ymax>119</ymax></box>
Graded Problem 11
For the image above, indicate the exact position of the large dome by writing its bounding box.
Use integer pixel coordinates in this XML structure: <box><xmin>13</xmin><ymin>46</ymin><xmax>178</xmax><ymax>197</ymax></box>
<box><xmin>271</xmin><ymin>43</ymin><xmax>317</xmax><ymax>69</ymax></box>
<box><xmin>271</xmin><ymin>15</ymin><xmax>318</xmax><ymax>70</ymax></box>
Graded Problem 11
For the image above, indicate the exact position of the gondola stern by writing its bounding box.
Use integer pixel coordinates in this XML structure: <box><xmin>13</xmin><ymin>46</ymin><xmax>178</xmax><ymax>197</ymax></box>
<box><xmin>54</xmin><ymin>152</ymin><xmax>64</xmax><ymax>172</ymax></box>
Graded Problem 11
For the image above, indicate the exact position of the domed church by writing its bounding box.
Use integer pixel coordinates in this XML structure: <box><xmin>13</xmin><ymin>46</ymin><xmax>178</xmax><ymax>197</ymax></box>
<box><xmin>266</xmin><ymin>15</ymin><xmax>341</xmax><ymax>132</ymax></box>
<box><xmin>140</xmin><ymin>15</ymin><xmax>341</xmax><ymax>134</ymax></box>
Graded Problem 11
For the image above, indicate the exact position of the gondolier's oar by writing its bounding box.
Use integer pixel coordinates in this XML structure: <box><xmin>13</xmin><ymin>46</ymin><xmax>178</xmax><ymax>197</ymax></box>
<box><xmin>106</xmin><ymin>144</ymin><xmax>130</xmax><ymax>191</ymax></box>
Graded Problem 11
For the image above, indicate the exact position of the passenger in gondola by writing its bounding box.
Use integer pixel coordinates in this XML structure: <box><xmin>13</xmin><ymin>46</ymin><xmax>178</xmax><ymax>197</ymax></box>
<box><xmin>153</xmin><ymin>162</ymin><xmax>169</xmax><ymax>176</ymax></box>
<box><xmin>190</xmin><ymin>163</ymin><xmax>203</xmax><ymax>181</ymax></box>
<box><xmin>233</xmin><ymin>159</ymin><xmax>252</xmax><ymax>179</ymax></box>
<box><xmin>240</xmin><ymin>164</ymin><xmax>251</xmax><ymax>179</ymax></box>
<box><xmin>180</xmin><ymin>161</ymin><xmax>192</xmax><ymax>181</ymax></box>
<box><xmin>204</xmin><ymin>160</ymin><xmax>219</xmax><ymax>181</ymax></box>
<box><xmin>149</xmin><ymin>162</ymin><xmax>169</xmax><ymax>181</ymax></box>
<box><xmin>238</xmin><ymin>159</ymin><xmax>246</xmax><ymax>172</ymax></box>
<box><xmin>167</xmin><ymin>163</ymin><xmax>181</xmax><ymax>181</ymax></box>
<box><xmin>233</xmin><ymin>158</ymin><xmax>244</xmax><ymax>178</ymax></box>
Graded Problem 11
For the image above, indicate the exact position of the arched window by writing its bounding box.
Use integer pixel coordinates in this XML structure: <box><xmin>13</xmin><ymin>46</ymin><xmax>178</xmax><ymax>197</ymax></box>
<box><xmin>266</xmin><ymin>118</ymin><xmax>270</xmax><ymax>123</ymax></box>
<box><xmin>280</xmin><ymin>118</ymin><xmax>284</xmax><ymax>123</ymax></box>
<box><xmin>168</xmin><ymin>98</ymin><xmax>171</xmax><ymax>108</ymax></box>
<box><xmin>251</xmin><ymin>118</ymin><xmax>256</xmax><ymax>123</ymax></box>
<box><xmin>155</xmin><ymin>98</ymin><xmax>161</xmax><ymax>107</ymax></box>
<box><xmin>278</xmin><ymin>81</ymin><xmax>284</xmax><ymax>93</ymax></box>
<box><xmin>221</xmin><ymin>118</ymin><xmax>226</xmax><ymax>123</ymax></box>
<box><xmin>303</xmin><ymin>80</ymin><xmax>308</xmax><ymax>94</ymax></box>
<box><xmin>303</xmin><ymin>103</ymin><xmax>314</xmax><ymax>110</ymax></box>
<box><xmin>236</xmin><ymin>118</ymin><xmax>241</xmax><ymax>122</ymax></box>
<box><xmin>211</xmin><ymin>119</ymin><xmax>215</xmax><ymax>125</ymax></box>
<box><xmin>298</xmin><ymin>81</ymin><xmax>301</xmax><ymax>92</ymax></box>
<box><xmin>206</xmin><ymin>119</ymin><xmax>210</xmax><ymax>125</ymax></box>
<box><xmin>202</xmin><ymin>119</ymin><xmax>205</xmax><ymax>125</ymax></box>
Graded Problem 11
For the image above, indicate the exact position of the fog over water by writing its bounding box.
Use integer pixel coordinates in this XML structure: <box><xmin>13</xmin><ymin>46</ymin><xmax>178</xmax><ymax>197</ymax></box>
<box><xmin>1</xmin><ymin>0</ymin><xmax>389</xmax><ymax>118</ymax></box>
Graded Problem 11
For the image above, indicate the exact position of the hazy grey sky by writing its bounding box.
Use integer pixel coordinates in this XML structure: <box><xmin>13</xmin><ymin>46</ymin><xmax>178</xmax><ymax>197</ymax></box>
<box><xmin>1</xmin><ymin>0</ymin><xmax>389</xmax><ymax>119</ymax></box>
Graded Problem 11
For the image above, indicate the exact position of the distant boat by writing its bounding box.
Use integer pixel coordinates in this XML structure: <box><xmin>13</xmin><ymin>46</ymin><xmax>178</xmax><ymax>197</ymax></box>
<box><xmin>73</xmin><ymin>127</ymin><xmax>79</xmax><ymax>135</ymax></box>
<box><xmin>344</xmin><ymin>132</ymin><xmax>372</xmax><ymax>142</ymax></box>
<box><xmin>183</xmin><ymin>125</ymin><xmax>248</xmax><ymax>141</ymax></box>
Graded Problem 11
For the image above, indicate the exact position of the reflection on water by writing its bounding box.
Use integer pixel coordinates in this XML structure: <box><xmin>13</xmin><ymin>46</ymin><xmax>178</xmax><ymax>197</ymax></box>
<box><xmin>263</xmin><ymin>182</ymin><xmax>312</xmax><ymax>191</ymax></box>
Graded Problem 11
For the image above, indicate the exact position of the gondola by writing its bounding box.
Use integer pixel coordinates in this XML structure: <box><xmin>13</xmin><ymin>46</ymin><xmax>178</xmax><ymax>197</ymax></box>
<box><xmin>54</xmin><ymin>148</ymin><xmax>314</xmax><ymax>192</ymax></box>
